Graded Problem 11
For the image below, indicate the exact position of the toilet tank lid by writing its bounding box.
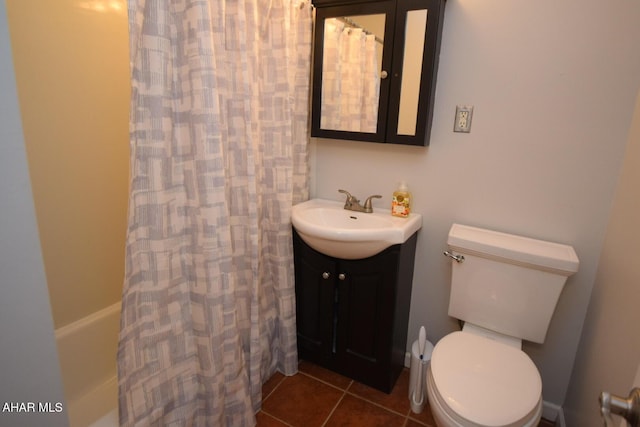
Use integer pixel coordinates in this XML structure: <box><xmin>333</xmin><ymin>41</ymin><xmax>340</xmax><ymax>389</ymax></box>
<box><xmin>447</xmin><ymin>224</ymin><xmax>579</xmax><ymax>274</ymax></box>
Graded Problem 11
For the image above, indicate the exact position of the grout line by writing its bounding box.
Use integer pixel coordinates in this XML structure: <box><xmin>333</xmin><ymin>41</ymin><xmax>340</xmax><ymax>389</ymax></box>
<box><xmin>297</xmin><ymin>370</ymin><xmax>353</xmax><ymax>393</ymax></box>
<box><xmin>270</xmin><ymin>368</ymin><xmax>432</xmax><ymax>427</ymax></box>
<box><xmin>320</xmin><ymin>389</ymin><xmax>347</xmax><ymax>427</ymax></box>
<box><xmin>300</xmin><ymin>369</ymin><xmax>431</xmax><ymax>426</ymax></box>
<box><xmin>406</xmin><ymin>413</ymin><xmax>431</xmax><ymax>426</ymax></box>
<box><xmin>258</xmin><ymin>411</ymin><xmax>295</xmax><ymax>427</ymax></box>
<box><xmin>261</xmin><ymin>374</ymin><xmax>286</xmax><ymax>402</ymax></box>
<box><xmin>334</xmin><ymin>391</ymin><xmax>431</xmax><ymax>427</ymax></box>
<box><xmin>258</xmin><ymin>374</ymin><xmax>297</xmax><ymax>426</ymax></box>
<box><xmin>295</xmin><ymin>369</ymin><xmax>350</xmax><ymax>427</ymax></box>
<box><xmin>343</xmin><ymin>390</ymin><xmax>409</xmax><ymax>418</ymax></box>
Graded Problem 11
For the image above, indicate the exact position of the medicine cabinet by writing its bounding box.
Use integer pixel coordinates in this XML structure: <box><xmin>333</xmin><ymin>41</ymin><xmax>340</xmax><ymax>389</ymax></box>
<box><xmin>310</xmin><ymin>0</ymin><xmax>445</xmax><ymax>146</ymax></box>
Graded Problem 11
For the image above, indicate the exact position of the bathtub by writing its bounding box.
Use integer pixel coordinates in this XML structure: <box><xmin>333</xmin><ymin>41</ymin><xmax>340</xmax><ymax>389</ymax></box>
<box><xmin>55</xmin><ymin>302</ymin><xmax>120</xmax><ymax>427</ymax></box>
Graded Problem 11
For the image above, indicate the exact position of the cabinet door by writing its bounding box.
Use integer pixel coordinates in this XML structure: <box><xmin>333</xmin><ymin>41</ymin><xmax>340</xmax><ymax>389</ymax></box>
<box><xmin>335</xmin><ymin>249</ymin><xmax>400</xmax><ymax>389</ymax></box>
<box><xmin>311</xmin><ymin>1</ymin><xmax>395</xmax><ymax>143</ymax></box>
<box><xmin>293</xmin><ymin>232</ymin><xmax>337</xmax><ymax>362</ymax></box>
<box><xmin>385</xmin><ymin>0</ymin><xmax>444</xmax><ymax>145</ymax></box>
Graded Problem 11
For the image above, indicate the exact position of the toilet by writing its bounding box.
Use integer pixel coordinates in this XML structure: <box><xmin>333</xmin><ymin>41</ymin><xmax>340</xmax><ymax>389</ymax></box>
<box><xmin>427</xmin><ymin>224</ymin><xmax>579</xmax><ymax>427</ymax></box>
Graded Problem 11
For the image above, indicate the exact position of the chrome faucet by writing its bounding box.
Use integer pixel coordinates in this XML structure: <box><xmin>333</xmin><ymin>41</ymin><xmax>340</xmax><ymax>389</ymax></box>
<box><xmin>338</xmin><ymin>189</ymin><xmax>382</xmax><ymax>213</ymax></box>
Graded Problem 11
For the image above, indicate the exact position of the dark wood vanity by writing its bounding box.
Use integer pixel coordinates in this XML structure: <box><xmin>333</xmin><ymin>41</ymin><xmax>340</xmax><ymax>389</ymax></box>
<box><xmin>293</xmin><ymin>228</ymin><xmax>418</xmax><ymax>393</ymax></box>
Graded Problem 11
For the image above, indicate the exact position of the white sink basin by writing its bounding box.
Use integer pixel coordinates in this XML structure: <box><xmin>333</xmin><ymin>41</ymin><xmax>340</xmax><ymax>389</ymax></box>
<box><xmin>291</xmin><ymin>198</ymin><xmax>422</xmax><ymax>259</ymax></box>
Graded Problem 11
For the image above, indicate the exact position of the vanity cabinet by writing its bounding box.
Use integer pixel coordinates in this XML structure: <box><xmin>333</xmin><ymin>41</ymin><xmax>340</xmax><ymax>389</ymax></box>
<box><xmin>310</xmin><ymin>0</ymin><xmax>445</xmax><ymax>146</ymax></box>
<box><xmin>293</xmin><ymin>228</ymin><xmax>418</xmax><ymax>393</ymax></box>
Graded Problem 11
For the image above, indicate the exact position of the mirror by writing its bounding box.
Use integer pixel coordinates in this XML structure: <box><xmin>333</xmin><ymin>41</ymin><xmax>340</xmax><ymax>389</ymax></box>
<box><xmin>312</xmin><ymin>1</ymin><xmax>395</xmax><ymax>143</ymax></box>
<box><xmin>311</xmin><ymin>0</ymin><xmax>445</xmax><ymax>146</ymax></box>
<box><xmin>396</xmin><ymin>9</ymin><xmax>427</xmax><ymax>136</ymax></box>
<box><xmin>320</xmin><ymin>14</ymin><xmax>385</xmax><ymax>133</ymax></box>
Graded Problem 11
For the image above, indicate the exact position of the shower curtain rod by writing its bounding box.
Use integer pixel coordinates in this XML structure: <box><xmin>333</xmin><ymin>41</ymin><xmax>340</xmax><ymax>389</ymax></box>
<box><xmin>336</xmin><ymin>17</ymin><xmax>384</xmax><ymax>45</ymax></box>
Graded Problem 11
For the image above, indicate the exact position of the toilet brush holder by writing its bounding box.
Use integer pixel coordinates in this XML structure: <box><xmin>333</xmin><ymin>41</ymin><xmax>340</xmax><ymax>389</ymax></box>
<box><xmin>408</xmin><ymin>337</ymin><xmax>433</xmax><ymax>414</ymax></box>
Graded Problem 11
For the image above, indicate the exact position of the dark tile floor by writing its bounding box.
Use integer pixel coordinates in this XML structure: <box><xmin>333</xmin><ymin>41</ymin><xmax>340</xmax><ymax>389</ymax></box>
<box><xmin>257</xmin><ymin>360</ymin><xmax>556</xmax><ymax>427</ymax></box>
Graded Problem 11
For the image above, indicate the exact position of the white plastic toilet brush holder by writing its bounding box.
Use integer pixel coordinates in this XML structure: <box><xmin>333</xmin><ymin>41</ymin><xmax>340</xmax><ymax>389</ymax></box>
<box><xmin>408</xmin><ymin>331</ymin><xmax>433</xmax><ymax>414</ymax></box>
<box><xmin>411</xmin><ymin>375</ymin><xmax>427</xmax><ymax>414</ymax></box>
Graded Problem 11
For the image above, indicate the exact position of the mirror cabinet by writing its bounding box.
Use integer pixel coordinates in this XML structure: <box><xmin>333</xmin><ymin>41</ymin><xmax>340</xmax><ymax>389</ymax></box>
<box><xmin>310</xmin><ymin>0</ymin><xmax>445</xmax><ymax>146</ymax></box>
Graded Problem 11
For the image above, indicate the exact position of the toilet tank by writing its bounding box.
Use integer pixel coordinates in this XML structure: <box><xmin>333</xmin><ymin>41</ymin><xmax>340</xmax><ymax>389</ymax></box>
<box><xmin>446</xmin><ymin>224</ymin><xmax>579</xmax><ymax>344</ymax></box>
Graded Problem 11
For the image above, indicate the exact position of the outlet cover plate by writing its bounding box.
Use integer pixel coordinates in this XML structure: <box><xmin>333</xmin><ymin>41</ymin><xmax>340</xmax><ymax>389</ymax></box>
<box><xmin>454</xmin><ymin>105</ymin><xmax>474</xmax><ymax>133</ymax></box>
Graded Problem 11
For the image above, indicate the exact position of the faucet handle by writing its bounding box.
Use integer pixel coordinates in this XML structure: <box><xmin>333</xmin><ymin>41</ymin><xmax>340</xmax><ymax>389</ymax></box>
<box><xmin>363</xmin><ymin>194</ymin><xmax>382</xmax><ymax>211</ymax></box>
<box><xmin>338</xmin><ymin>189</ymin><xmax>357</xmax><ymax>202</ymax></box>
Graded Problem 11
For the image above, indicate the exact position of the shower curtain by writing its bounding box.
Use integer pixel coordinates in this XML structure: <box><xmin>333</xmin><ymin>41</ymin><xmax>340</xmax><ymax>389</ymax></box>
<box><xmin>117</xmin><ymin>0</ymin><xmax>312</xmax><ymax>425</ymax></box>
<box><xmin>320</xmin><ymin>18</ymin><xmax>380</xmax><ymax>133</ymax></box>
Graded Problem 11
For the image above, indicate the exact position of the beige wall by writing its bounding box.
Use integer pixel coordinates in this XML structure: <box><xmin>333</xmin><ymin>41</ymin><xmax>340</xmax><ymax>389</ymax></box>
<box><xmin>563</xmin><ymin>90</ymin><xmax>640</xmax><ymax>425</ymax></box>
<box><xmin>311</xmin><ymin>0</ymin><xmax>640</xmax><ymax>409</ymax></box>
<box><xmin>6</xmin><ymin>0</ymin><xmax>130</xmax><ymax>328</ymax></box>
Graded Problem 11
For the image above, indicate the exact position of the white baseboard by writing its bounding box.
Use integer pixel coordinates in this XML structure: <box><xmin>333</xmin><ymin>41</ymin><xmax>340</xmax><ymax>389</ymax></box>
<box><xmin>542</xmin><ymin>401</ymin><xmax>566</xmax><ymax>426</ymax></box>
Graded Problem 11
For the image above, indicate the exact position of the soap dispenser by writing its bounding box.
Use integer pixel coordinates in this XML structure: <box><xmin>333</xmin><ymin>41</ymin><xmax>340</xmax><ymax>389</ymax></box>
<box><xmin>391</xmin><ymin>182</ymin><xmax>412</xmax><ymax>218</ymax></box>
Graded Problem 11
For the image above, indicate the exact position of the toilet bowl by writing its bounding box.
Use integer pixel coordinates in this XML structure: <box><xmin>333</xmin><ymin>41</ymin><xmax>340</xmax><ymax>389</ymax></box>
<box><xmin>426</xmin><ymin>330</ymin><xmax>542</xmax><ymax>427</ymax></box>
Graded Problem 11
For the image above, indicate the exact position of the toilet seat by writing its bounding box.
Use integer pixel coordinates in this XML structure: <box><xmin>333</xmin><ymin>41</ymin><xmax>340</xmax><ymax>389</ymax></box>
<box><xmin>429</xmin><ymin>331</ymin><xmax>542</xmax><ymax>427</ymax></box>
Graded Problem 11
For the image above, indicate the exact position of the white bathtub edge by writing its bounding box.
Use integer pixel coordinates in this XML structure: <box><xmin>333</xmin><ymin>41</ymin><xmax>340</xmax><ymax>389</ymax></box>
<box><xmin>55</xmin><ymin>302</ymin><xmax>121</xmax><ymax>341</ymax></box>
<box><xmin>68</xmin><ymin>374</ymin><xmax>117</xmax><ymax>427</ymax></box>
<box><xmin>55</xmin><ymin>301</ymin><xmax>120</xmax><ymax>427</ymax></box>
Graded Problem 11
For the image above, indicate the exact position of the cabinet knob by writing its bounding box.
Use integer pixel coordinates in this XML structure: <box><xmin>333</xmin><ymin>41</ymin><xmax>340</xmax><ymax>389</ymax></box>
<box><xmin>322</xmin><ymin>272</ymin><xmax>330</xmax><ymax>279</ymax></box>
<box><xmin>338</xmin><ymin>273</ymin><xmax>346</xmax><ymax>281</ymax></box>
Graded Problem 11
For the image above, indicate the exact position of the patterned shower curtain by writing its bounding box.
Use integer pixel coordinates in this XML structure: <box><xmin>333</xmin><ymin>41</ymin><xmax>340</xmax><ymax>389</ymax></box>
<box><xmin>320</xmin><ymin>18</ymin><xmax>380</xmax><ymax>133</ymax></box>
<box><xmin>117</xmin><ymin>0</ymin><xmax>312</xmax><ymax>425</ymax></box>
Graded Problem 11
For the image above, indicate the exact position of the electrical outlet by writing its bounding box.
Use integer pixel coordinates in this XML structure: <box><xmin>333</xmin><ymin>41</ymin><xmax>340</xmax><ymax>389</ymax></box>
<box><xmin>454</xmin><ymin>105</ymin><xmax>473</xmax><ymax>133</ymax></box>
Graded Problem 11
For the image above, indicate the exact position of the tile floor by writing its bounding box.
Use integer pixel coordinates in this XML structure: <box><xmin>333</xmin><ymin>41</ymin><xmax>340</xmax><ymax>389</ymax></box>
<box><xmin>256</xmin><ymin>360</ymin><xmax>556</xmax><ymax>427</ymax></box>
